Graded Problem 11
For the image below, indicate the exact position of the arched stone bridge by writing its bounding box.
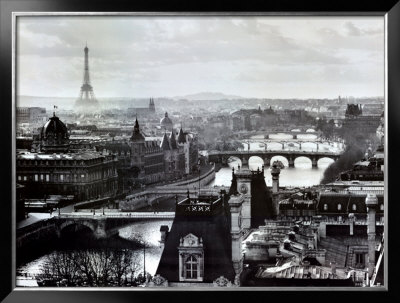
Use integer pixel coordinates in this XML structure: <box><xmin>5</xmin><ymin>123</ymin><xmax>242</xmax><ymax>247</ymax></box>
<box><xmin>207</xmin><ymin>150</ymin><xmax>341</xmax><ymax>168</ymax></box>
<box><xmin>54</xmin><ymin>212</ymin><xmax>176</xmax><ymax>239</ymax></box>
<box><xmin>242</xmin><ymin>139</ymin><xmax>345</xmax><ymax>151</ymax></box>
<box><xmin>123</xmin><ymin>186</ymin><xmax>229</xmax><ymax>208</ymax></box>
<box><xmin>234</xmin><ymin>128</ymin><xmax>321</xmax><ymax>140</ymax></box>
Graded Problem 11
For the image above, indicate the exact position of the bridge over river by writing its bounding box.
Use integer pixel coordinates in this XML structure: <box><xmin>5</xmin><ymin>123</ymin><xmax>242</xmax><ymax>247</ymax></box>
<box><xmin>241</xmin><ymin>138</ymin><xmax>345</xmax><ymax>151</ymax></box>
<box><xmin>119</xmin><ymin>185</ymin><xmax>229</xmax><ymax>211</ymax></box>
<box><xmin>16</xmin><ymin>211</ymin><xmax>177</xmax><ymax>247</ymax></box>
<box><xmin>207</xmin><ymin>150</ymin><xmax>342</xmax><ymax>168</ymax></box>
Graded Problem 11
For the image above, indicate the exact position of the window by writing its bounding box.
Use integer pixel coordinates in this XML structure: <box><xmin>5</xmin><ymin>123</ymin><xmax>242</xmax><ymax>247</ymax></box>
<box><xmin>40</xmin><ymin>174</ymin><xmax>44</xmax><ymax>181</ymax></box>
<box><xmin>352</xmin><ymin>204</ymin><xmax>357</xmax><ymax>211</ymax></box>
<box><xmin>185</xmin><ymin>255</ymin><xmax>198</xmax><ymax>279</ymax></box>
<box><xmin>46</xmin><ymin>174</ymin><xmax>49</xmax><ymax>182</ymax></box>
<box><xmin>60</xmin><ymin>174</ymin><xmax>64</xmax><ymax>181</ymax></box>
<box><xmin>323</xmin><ymin>204</ymin><xmax>328</xmax><ymax>211</ymax></box>
<box><xmin>23</xmin><ymin>176</ymin><xmax>27</xmax><ymax>181</ymax></box>
<box><xmin>380</xmin><ymin>204</ymin><xmax>384</xmax><ymax>211</ymax></box>
<box><xmin>34</xmin><ymin>174</ymin><xmax>38</xmax><ymax>181</ymax></box>
<box><xmin>81</xmin><ymin>174</ymin><xmax>85</xmax><ymax>178</ymax></box>
<box><xmin>355</xmin><ymin>253</ymin><xmax>365</xmax><ymax>267</ymax></box>
<box><xmin>17</xmin><ymin>176</ymin><xmax>21</xmax><ymax>181</ymax></box>
<box><xmin>337</xmin><ymin>204</ymin><xmax>342</xmax><ymax>211</ymax></box>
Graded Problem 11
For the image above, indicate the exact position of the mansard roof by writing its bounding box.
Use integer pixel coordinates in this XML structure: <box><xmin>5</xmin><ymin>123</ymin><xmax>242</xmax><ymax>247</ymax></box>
<box><xmin>155</xmin><ymin>196</ymin><xmax>235</xmax><ymax>283</ymax></box>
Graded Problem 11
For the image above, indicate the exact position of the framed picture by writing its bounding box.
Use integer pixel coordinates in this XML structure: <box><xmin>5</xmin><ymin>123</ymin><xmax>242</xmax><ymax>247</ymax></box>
<box><xmin>1</xmin><ymin>0</ymin><xmax>399</xmax><ymax>302</ymax></box>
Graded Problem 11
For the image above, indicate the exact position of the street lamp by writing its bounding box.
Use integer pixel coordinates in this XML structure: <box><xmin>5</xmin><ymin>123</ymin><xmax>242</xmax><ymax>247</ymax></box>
<box><xmin>197</xmin><ymin>158</ymin><xmax>201</xmax><ymax>198</ymax></box>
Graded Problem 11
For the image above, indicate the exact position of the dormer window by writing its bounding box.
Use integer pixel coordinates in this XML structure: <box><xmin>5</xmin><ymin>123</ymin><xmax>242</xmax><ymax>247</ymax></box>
<box><xmin>323</xmin><ymin>204</ymin><xmax>328</xmax><ymax>211</ymax></box>
<box><xmin>337</xmin><ymin>204</ymin><xmax>342</xmax><ymax>211</ymax></box>
<box><xmin>178</xmin><ymin>233</ymin><xmax>204</xmax><ymax>282</ymax></box>
<box><xmin>352</xmin><ymin>204</ymin><xmax>357</xmax><ymax>211</ymax></box>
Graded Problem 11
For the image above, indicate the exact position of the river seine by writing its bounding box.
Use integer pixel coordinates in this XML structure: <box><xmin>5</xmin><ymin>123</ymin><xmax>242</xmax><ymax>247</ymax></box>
<box><xmin>16</xmin><ymin>133</ymin><xmax>341</xmax><ymax>286</ymax></box>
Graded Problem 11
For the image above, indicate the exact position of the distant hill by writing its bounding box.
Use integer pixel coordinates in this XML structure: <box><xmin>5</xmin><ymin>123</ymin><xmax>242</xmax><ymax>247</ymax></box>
<box><xmin>173</xmin><ymin>92</ymin><xmax>244</xmax><ymax>101</ymax></box>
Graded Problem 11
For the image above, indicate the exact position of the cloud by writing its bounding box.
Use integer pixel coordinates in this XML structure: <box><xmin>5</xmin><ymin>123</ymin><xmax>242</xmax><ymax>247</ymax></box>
<box><xmin>16</xmin><ymin>16</ymin><xmax>384</xmax><ymax>99</ymax></box>
<box><xmin>344</xmin><ymin>21</ymin><xmax>383</xmax><ymax>37</ymax></box>
<box><xmin>344</xmin><ymin>21</ymin><xmax>362</xmax><ymax>36</ymax></box>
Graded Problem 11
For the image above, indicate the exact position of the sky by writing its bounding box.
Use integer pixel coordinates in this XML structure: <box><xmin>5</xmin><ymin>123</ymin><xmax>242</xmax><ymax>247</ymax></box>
<box><xmin>16</xmin><ymin>15</ymin><xmax>384</xmax><ymax>99</ymax></box>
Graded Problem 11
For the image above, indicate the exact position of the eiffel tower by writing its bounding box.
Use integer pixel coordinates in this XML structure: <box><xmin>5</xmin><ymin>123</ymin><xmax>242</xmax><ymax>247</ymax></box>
<box><xmin>75</xmin><ymin>43</ymin><xmax>100</xmax><ymax>112</ymax></box>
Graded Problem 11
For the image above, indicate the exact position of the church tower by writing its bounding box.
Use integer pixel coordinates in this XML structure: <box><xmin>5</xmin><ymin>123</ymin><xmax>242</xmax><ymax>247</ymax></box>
<box><xmin>149</xmin><ymin>97</ymin><xmax>156</xmax><ymax>113</ymax></box>
<box><xmin>130</xmin><ymin>117</ymin><xmax>146</xmax><ymax>179</ymax></box>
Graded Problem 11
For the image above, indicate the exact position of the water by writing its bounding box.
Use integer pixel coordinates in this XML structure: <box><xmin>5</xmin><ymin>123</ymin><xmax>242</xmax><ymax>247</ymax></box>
<box><xmin>210</xmin><ymin>158</ymin><xmax>333</xmax><ymax>187</ymax></box>
<box><xmin>16</xmin><ymin>220</ymin><xmax>173</xmax><ymax>286</ymax></box>
<box><xmin>17</xmin><ymin>133</ymin><xmax>341</xmax><ymax>285</ymax></box>
<box><xmin>210</xmin><ymin>133</ymin><xmax>340</xmax><ymax>187</ymax></box>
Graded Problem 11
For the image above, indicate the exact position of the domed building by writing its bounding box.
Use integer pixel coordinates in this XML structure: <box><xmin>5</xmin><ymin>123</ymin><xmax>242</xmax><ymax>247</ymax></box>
<box><xmin>40</xmin><ymin>113</ymin><xmax>70</xmax><ymax>153</ymax></box>
<box><xmin>16</xmin><ymin>113</ymin><xmax>118</xmax><ymax>202</ymax></box>
<box><xmin>160</xmin><ymin>112</ymin><xmax>173</xmax><ymax>131</ymax></box>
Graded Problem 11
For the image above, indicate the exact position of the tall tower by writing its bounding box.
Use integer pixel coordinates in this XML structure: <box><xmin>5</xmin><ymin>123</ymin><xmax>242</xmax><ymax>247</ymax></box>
<box><xmin>130</xmin><ymin>117</ymin><xmax>146</xmax><ymax>180</ymax></box>
<box><xmin>228</xmin><ymin>194</ymin><xmax>246</xmax><ymax>285</ymax></box>
<box><xmin>149</xmin><ymin>98</ymin><xmax>155</xmax><ymax>113</ymax></box>
<box><xmin>235</xmin><ymin>167</ymin><xmax>253</xmax><ymax>229</ymax></box>
<box><xmin>75</xmin><ymin>44</ymin><xmax>100</xmax><ymax>112</ymax></box>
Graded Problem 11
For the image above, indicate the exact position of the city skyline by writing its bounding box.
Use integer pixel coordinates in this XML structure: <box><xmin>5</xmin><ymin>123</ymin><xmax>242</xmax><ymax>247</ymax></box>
<box><xmin>16</xmin><ymin>16</ymin><xmax>384</xmax><ymax>99</ymax></box>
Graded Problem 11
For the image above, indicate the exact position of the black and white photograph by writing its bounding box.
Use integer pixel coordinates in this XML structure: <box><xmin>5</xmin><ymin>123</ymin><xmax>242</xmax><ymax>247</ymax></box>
<box><xmin>11</xmin><ymin>11</ymin><xmax>389</xmax><ymax>292</ymax></box>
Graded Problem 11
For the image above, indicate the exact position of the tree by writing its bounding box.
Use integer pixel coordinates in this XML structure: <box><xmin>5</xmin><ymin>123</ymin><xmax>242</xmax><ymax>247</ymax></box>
<box><xmin>37</xmin><ymin>249</ymin><xmax>141</xmax><ymax>287</ymax></box>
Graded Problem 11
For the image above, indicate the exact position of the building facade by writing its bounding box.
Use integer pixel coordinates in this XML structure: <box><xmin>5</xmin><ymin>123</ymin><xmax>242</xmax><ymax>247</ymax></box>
<box><xmin>97</xmin><ymin>115</ymin><xmax>198</xmax><ymax>188</ymax></box>
<box><xmin>341</xmin><ymin>104</ymin><xmax>381</xmax><ymax>137</ymax></box>
<box><xmin>16</xmin><ymin>107</ymin><xmax>47</xmax><ymax>124</ymax></box>
<box><xmin>16</xmin><ymin>113</ymin><xmax>118</xmax><ymax>201</ymax></box>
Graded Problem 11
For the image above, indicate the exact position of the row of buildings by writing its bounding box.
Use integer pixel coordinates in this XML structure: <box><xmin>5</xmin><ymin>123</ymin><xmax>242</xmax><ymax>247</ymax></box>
<box><xmin>16</xmin><ymin>110</ymin><xmax>199</xmax><ymax>204</ymax></box>
<box><xmin>95</xmin><ymin>116</ymin><xmax>198</xmax><ymax>189</ymax></box>
<box><xmin>152</xmin><ymin>114</ymin><xmax>385</xmax><ymax>287</ymax></box>
<box><xmin>151</xmin><ymin>157</ymin><xmax>384</xmax><ymax>287</ymax></box>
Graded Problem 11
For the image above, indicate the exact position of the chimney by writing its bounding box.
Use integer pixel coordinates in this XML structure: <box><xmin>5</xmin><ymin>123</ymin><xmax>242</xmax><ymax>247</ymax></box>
<box><xmin>365</xmin><ymin>194</ymin><xmax>378</xmax><ymax>279</ymax></box>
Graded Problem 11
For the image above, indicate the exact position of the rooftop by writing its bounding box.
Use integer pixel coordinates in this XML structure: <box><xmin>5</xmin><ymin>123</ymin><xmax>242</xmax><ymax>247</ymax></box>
<box><xmin>17</xmin><ymin>150</ymin><xmax>113</xmax><ymax>161</ymax></box>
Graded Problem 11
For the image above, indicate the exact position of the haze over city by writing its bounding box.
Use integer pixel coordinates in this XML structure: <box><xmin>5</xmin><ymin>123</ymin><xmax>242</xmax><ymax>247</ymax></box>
<box><xmin>17</xmin><ymin>16</ymin><xmax>384</xmax><ymax>100</ymax></box>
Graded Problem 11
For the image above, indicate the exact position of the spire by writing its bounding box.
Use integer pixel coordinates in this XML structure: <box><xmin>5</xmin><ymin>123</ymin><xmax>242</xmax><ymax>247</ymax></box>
<box><xmin>160</xmin><ymin>131</ymin><xmax>170</xmax><ymax>150</ymax></box>
<box><xmin>170</xmin><ymin>130</ymin><xmax>178</xmax><ymax>149</ymax></box>
<box><xmin>177</xmin><ymin>125</ymin><xmax>186</xmax><ymax>144</ymax></box>
<box><xmin>134</xmin><ymin>115</ymin><xmax>140</xmax><ymax>132</ymax></box>
<box><xmin>130</xmin><ymin>116</ymin><xmax>144</xmax><ymax>141</ymax></box>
